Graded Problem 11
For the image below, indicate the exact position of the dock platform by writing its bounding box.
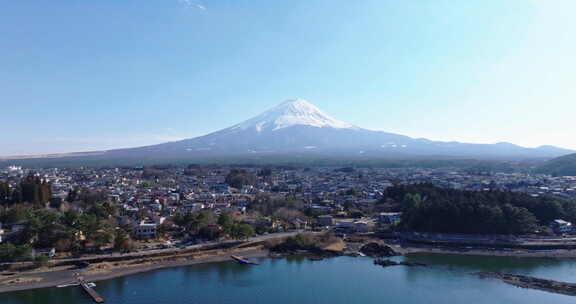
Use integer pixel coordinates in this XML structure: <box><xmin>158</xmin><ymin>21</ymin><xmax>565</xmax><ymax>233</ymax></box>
<box><xmin>78</xmin><ymin>277</ymin><xmax>105</xmax><ymax>303</ymax></box>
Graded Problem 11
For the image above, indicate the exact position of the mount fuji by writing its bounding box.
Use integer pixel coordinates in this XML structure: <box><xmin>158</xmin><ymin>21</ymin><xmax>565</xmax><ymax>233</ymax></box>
<box><xmin>95</xmin><ymin>99</ymin><xmax>571</xmax><ymax>160</ymax></box>
<box><xmin>3</xmin><ymin>99</ymin><xmax>573</xmax><ymax>163</ymax></box>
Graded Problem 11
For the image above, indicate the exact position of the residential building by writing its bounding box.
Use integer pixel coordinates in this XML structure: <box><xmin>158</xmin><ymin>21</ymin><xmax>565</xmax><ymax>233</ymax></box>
<box><xmin>134</xmin><ymin>221</ymin><xmax>158</xmax><ymax>239</ymax></box>
<box><xmin>378</xmin><ymin>212</ymin><xmax>402</xmax><ymax>225</ymax></box>
<box><xmin>317</xmin><ymin>215</ymin><xmax>334</xmax><ymax>227</ymax></box>
<box><xmin>551</xmin><ymin>219</ymin><xmax>573</xmax><ymax>234</ymax></box>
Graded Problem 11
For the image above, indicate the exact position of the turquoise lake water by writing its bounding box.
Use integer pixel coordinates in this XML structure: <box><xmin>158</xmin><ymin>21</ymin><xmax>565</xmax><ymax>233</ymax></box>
<box><xmin>2</xmin><ymin>254</ymin><xmax>576</xmax><ymax>304</ymax></box>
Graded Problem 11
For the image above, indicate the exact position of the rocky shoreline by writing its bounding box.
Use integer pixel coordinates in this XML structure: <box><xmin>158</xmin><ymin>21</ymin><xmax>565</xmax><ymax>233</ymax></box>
<box><xmin>373</xmin><ymin>259</ymin><xmax>427</xmax><ymax>267</ymax></box>
<box><xmin>5</xmin><ymin>233</ymin><xmax>576</xmax><ymax>295</ymax></box>
<box><xmin>400</xmin><ymin>243</ymin><xmax>576</xmax><ymax>258</ymax></box>
<box><xmin>477</xmin><ymin>272</ymin><xmax>576</xmax><ymax>296</ymax></box>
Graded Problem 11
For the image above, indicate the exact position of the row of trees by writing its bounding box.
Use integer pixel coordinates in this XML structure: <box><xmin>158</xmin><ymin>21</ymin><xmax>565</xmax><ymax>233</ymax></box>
<box><xmin>225</xmin><ymin>169</ymin><xmax>257</xmax><ymax>189</ymax></box>
<box><xmin>0</xmin><ymin>182</ymin><xmax>9</xmax><ymax>202</ymax></box>
<box><xmin>173</xmin><ymin>211</ymin><xmax>254</xmax><ymax>241</ymax></box>
<box><xmin>0</xmin><ymin>208</ymin><xmax>139</xmax><ymax>261</ymax></box>
<box><xmin>0</xmin><ymin>243</ymin><xmax>32</xmax><ymax>262</ymax></box>
<box><xmin>383</xmin><ymin>184</ymin><xmax>576</xmax><ymax>234</ymax></box>
<box><xmin>0</xmin><ymin>190</ymin><xmax>130</xmax><ymax>254</ymax></box>
<box><xmin>14</xmin><ymin>208</ymin><xmax>116</xmax><ymax>251</ymax></box>
<box><xmin>0</xmin><ymin>175</ymin><xmax>52</xmax><ymax>206</ymax></box>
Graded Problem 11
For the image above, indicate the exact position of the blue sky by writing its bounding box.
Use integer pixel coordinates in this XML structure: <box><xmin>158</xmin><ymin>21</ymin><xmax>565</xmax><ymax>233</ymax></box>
<box><xmin>1</xmin><ymin>0</ymin><xmax>575</xmax><ymax>155</ymax></box>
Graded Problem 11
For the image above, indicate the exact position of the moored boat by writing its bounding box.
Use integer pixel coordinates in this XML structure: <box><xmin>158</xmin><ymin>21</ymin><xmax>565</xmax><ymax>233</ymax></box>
<box><xmin>231</xmin><ymin>255</ymin><xmax>260</xmax><ymax>265</ymax></box>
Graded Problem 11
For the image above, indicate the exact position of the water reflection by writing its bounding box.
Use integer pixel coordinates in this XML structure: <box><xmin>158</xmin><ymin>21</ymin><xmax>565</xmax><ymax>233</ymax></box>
<box><xmin>0</xmin><ymin>284</ymin><xmax>89</xmax><ymax>304</ymax></box>
<box><xmin>405</xmin><ymin>254</ymin><xmax>564</xmax><ymax>272</ymax></box>
<box><xmin>3</xmin><ymin>255</ymin><xmax>576</xmax><ymax>304</ymax></box>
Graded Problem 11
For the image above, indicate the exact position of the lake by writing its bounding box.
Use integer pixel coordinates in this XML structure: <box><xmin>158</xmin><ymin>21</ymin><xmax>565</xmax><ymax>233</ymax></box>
<box><xmin>2</xmin><ymin>254</ymin><xmax>576</xmax><ymax>304</ymax></box>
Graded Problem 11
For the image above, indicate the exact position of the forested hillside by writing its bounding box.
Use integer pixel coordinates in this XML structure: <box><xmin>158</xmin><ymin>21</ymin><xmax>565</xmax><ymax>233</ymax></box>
<box><xmin>383</xmin><ymin>184</ymin><xmax>576</xmax><ymax>234</ymax></box>
<box><xmin>537</xmin><ymin>153</ymin><xmax>576</xmax><ymax>176</ymax></box>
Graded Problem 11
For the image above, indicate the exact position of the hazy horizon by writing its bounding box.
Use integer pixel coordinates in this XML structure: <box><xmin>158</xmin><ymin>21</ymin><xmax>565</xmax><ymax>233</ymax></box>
<box><xmin>2</xmin><ymin>0</ymin><xmax>575</xmax><ymax>155</ymax></box>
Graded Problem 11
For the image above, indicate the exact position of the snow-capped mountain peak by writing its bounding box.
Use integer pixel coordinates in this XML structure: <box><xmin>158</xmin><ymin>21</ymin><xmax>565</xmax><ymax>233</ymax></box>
<box><xmin>231</xmin><ymin>99</ymin><xmax>356</xmax><ymax>132</ymax></box>
<box><xmin>14</xmin><ymin>98</ymin><xmax>573</xmax><ymax>162</ymax></box>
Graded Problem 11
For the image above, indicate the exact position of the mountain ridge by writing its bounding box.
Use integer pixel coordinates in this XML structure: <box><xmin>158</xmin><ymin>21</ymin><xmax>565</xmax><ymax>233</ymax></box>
<box><xmin>2</xmin><ymin>99</ymin><xmax>573</xmax><ymax>162</ymax></box>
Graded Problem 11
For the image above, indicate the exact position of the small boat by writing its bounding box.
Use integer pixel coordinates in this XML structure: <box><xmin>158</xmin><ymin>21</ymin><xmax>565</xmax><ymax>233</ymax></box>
<box><xmin>57</xmin><ymin>283</ymin><xmax>78</xmax><ymax>288</ymax></box>
<box><xmin>231</xmin><ymin>255</ymin><xmax>260</xmax><ymax>265</ymax></box>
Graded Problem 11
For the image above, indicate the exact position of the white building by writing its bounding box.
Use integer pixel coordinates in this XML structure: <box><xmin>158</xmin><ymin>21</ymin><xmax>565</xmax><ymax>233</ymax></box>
<box><xmin>551</xmin><ymin>219</ymin><xmax>573</xmax><ymax>234</ymax></box>
<box><xmin>134</xmin><ymin>221</ymin><xmax>157</xmax><ymax>239</ymax></box>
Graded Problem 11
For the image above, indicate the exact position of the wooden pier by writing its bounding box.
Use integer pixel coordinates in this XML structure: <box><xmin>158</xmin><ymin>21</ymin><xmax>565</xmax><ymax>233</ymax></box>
<box><xmin>78</xmin><ymin>277</ymin><xmax>105</xmax><ymax>303</ymax></box>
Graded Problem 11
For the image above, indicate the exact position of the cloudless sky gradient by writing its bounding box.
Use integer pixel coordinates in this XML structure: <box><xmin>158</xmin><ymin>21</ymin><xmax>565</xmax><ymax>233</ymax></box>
<box><xmin>1</xmin><ymin>0</ymin><xmax>575</xmax><ymax>155</ymax></box>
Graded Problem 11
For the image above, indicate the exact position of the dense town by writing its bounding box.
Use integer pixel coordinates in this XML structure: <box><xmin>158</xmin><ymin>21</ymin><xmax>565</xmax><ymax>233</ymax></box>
<box><xmin>1</xmin><ymin>165</ymin><xmax>576</xmax><ymax>263</ymax></box>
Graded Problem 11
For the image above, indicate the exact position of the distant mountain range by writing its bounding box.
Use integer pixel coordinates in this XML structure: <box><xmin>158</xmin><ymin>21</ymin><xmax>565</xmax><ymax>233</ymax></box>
<box><xmin>2</xmin><ymin>99</ymin><xmax>574</xmax><ymax>164</ymax></box>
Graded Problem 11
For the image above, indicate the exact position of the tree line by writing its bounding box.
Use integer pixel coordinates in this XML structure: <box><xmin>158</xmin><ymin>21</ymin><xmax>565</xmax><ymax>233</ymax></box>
<box><xmin>382</xmin><ymin>183</ymin><xmax>576</xmax><ymax>234</ymax></box>
<box><xmin>172</xmin><ymin>211</ymin><xmax>254</xmax><ymax>241</ymax></box>
<box><xmin>0</xmin><ymin>174</ymin><xmax>52</xmax><ymax>206</ymax></box>
<box><xmin>225</xmin><ymin>169</ymin><xmax>257</xmax><ymax>189</ymax></box>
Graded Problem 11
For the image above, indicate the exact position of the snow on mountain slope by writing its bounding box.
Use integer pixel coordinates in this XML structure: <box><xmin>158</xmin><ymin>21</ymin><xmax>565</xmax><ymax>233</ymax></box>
<box><xmin>230</xmin><ymin>99</ymin><xmax>357</xmax><ymax>132</ymax></box>
<box><xmin>59</xmin><ymin>98</ymin><xmax>573</xmax><ymax>161</ymax></box>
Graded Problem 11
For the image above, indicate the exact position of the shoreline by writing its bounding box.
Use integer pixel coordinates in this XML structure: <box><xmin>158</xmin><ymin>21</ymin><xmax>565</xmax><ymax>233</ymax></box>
<box><xmin>0</xmin><ymin>247</ymin><xmax>268</xmax><ymax>294</ymax></box>
<box><xmin>398</xmin><ymin>244</ymin><xmax>576</xmax><ymax>258</ymax></box>
<box><xmin>477</xmin><ymin>272</ymin><xmax>576</xmax><ymax>296</ymax></box>
<box><xmin>4</xmin><ymin>239</ymin><xmax>576</xmax><ymax>294</ymax></box>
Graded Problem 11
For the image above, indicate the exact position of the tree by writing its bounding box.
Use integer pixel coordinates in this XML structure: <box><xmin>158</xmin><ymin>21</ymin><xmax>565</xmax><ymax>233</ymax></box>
<box><xmin>11</xmin><ymin>188</ymin><xmax>23</xmax><ymax>204</ymax></box>
<box><xmin>225</xmin><ymin>169</ymin><xmax>257</xmax><ymax>189</ymax></box>
<box><xmin>0</xmin><ymin>204</ymin><xmax>28</xmax><ymax>225</ymax></box>
<box><xmin>39</xmin><ymin>180</ymin><xmax>52</xmax><ymax>205</ymax></box>
<box><xmin>61</xmin><ymin>211</ymin><xmax>82</xmax><ymax>230</ymax></box>
<box><xmin>34</xmin><ymin>255</ymin><xmax>50</xmax><ymax>268</ymax></box>
<box><xmin>114</xmin><ymin>227</ymin><xmax>134</xmax><ymax>253</ymax></box>
<box><xmin>19</xmin><ymin>175</ymin><xmax>51</xmax><ymax>205</ymax></box>
<box><xmin>173</xmin><ymin>210</ymin><xmax>215</xmax><ymax>235</ymax></box>
<box><xmin>79</xmin><ymin>214</ymin><xmax>113</xmax><ymax>250</ymax></box>
<box><xmin>173</xmin><ymin>213</ymin><xmax>193</xmax><ymax>230</ymax></box>
<box><xmin>273</xmin><ymin>207</ymin><xmax>304</xmax><ymax>223</ymax></box>
<box><xmin>55</xmin><ymin>238</ymin><xmax>77</xmax><ymax>253</ymax></box>
<box><xmin>501</xmin><ymin>204</ymin><xmax>538</xmax><ymax>234</ymax></box>
<box><xmin>66</xmin><ymin>187</ymin><xmax>79</xmax><ymax>203</ymax></box>
<box><xmin>0</xmin><ymin>182</ymin><xmax>10</xmax><ymax>204</ymax></box>
<box><xmin>21</xmin><ymin>209</ymin><xmax>62</xmax><ymax>247</ymax></box>
<box><xmin>156</xmin><ymin>223</ymin><xmax>171</xmax><ymax>239</ymax></box>
<box><xmin>258</xmin><ymin>168</ymin><xmax>272</xmax><ymax>177</ymax></box>
<box><xmin>217</xmin><ymin>213</ymin><xmax>234</xmax><ymax>235</ymax></box>
<box><xmin>20</xmin><ymin>178</ymin><xmax>40</xmax><ymax>204</ymax></box>
<box><xmin>89</xmin><ymin>202</ymin><xmax>117</xmax><ymax>220</ymax></box>
<box><xmin>199</xmin><ymin>225</ymin><xmax>221</xmax><ymax>240</ymax></box>
<box><xmin>0</xmin><ymin>244</ymin><xmax>31</xmax><ymax>262</ymax></box>
<box><xmin>230</xmin><ymin>223</ymin><xmax>254</xmax><ymax>240</ymax></box>
<box><xmin>345</xmin><ymin>188</ymin><xmax>358</xmax><ymax>196</ymax></box>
